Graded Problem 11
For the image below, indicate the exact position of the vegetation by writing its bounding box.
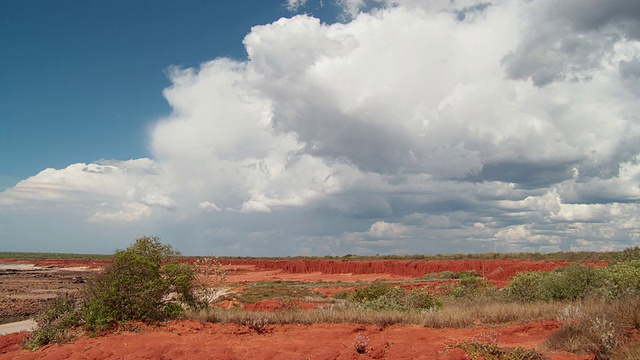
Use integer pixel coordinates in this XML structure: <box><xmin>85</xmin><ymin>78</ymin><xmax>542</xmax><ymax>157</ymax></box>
<box><xmin>25</xmin><ymin>236</ymin><xmax>202</xmax><ymax>346</ymax></box>
<box><xmin>5</xmin><ymin>245</ymin><xmax>640</xmax><ymax>262</ymax></box>
<box><xmin>19</xmin><ymin>244</ymin><xmax>640</xmax><ymax>359</ymax></box>
<box><xmin>449</xmin><ymin>331</ymin><xmax>545</xmax><ymax>360</ymax></box>
<box><xmin>82</xmin><ymin>236</ymin><xmax>201</xmax><ymax>331</ymax></box>
<box><xmin>346</xmin><ymin>283</ymin><xmax>442</xmax><ymax>311</ymax></box>
<box><xmin>24</xmin><ymin>294</ymin><xmax>80</xmax><ymax>350</ymax></box>
<box><xmin>504</xmin><ymin>262</ymin><xmax>640</xmax><ymax>302</ymax></box>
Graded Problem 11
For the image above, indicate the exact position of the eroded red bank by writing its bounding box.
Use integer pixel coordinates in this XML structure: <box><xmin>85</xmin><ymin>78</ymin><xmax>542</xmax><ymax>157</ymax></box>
<box><xmin>221</xmin><ymin>258</ymin><xmax>606</xmax><ymax>286</ymax></box>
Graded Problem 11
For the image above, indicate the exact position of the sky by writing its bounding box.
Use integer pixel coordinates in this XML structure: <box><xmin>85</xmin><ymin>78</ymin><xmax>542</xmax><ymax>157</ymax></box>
<box><xmin>1</xmin><ymin>0</ymin><xmax>640</xmax><ymax>256</ymax></box>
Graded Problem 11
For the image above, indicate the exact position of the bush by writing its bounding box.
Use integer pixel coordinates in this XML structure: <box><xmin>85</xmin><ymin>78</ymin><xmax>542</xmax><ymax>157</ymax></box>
<box><xmin>502</xmin><ymin>271</ymin><xmax>547</xmax><ymax>302</ymax></box>
<box><xmin>547</xmin><ymin>315</ymin><xmax>620</xmax><ymax>360</ymax></box>
<box><xmin>504</xmin><ymin>263</ymin><xmax>640</xmax><ymax>302</ymax></box>
<box><xmin>82</xmin><ymin>236</ymin><xmax>199</xmax><ymax>331</ymax></box>
<box><xmin>348</xmin><ymin>284</ymin><xmax>441</xmax><ymax>312</ymax></box>
<box><xmin>26</xmin><ymin>236</ymin><xmax>202</xmax><ymax>349</ymax></box>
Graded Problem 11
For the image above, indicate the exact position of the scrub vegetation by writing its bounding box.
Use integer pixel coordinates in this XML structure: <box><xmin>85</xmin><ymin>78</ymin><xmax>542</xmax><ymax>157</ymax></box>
<box><xmin>21</xmin><ymin>240</ymin><xmax>640</xmax><ymax>359</ymax></box>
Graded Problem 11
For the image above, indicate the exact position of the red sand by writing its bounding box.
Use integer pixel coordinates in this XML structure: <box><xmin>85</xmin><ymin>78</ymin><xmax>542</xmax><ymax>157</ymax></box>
<box><xmin>225</xmin><ymin>259</ymin><xmax>588</xmax><ymax>281</ymax></box>
<box><xmin>220</xmin><ymin>259</ymin><xmax>606</xmax><ymax>287</ymax></box>
<box><xmin>2</xmin><ymin>320</ymin><xmax>590</xmax><ymax>360</ymax></box>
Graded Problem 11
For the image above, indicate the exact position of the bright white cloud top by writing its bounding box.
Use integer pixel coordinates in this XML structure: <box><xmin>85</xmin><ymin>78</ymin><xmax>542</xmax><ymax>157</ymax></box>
<box><xmin>2</xmin><ymin>0</ymin><xmax>640</xmax><ymax>255</ymax></box>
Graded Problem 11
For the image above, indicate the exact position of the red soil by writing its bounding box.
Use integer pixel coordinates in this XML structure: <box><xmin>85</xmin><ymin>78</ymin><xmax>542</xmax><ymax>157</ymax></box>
<box><xmin>2</xmin><ymin>320</ymin><xmax>591</xmax><ymax>360</ymax></box>
<box><xmin>221</xmin><ymin>259</ymin><xmax>606</xmax><ymax>287</ymax></box>
<box><xmin>229</xmin><ymin>259</ymin><xmax>578</xmax><ymax>281</ymax></box>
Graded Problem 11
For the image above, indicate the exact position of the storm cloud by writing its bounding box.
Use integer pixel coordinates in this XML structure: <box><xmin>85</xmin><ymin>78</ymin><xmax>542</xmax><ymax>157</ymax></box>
<box><xmin>1</xmin><ymin>0</ymin><xmax>640</xmax><ymax>255</ymax></box>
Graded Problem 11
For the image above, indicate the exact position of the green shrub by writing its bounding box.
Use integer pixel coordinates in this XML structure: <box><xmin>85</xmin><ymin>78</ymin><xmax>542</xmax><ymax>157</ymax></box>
<box><xmin>599</xmin><ymin>262</ymin><xmax>640</xmax><ymax>299</ymax></box>
<box><xmin>504</xmin><ymin>263</ymin><xmax>640</xmax><ymax>302</ymax></box>
<box><xmin>407</xmin><ymin>289</ymin><xmax>443</xmax><ymax>310</ymax></box>
<box><xmin>82</xmin><ymin>236</ymin><xmax>199</xmax><ymax>331</ymax></box>
<box><xmin>440</xmin><ymin>274</ymin><xmax>498</xmax><ymax>300</ymax></box>
<box><xmin>348</xmin><ymin>284</ymin><xmax>441</xmax><ymax>312</ymax></box>
<box><xmin>26</xmin><ymin>236</ymin><xmax>202</xmax><ymax>349</ymax></box>
<box><xmin>332</xmin><ymin>290</ymin><xmax>351</xmax><ymax>300</ymax></box>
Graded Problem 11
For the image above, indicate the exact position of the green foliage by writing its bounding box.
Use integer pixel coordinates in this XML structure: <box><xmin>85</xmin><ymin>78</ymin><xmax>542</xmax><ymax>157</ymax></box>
<box><xmin>348</xmin><ymin>283</ymin><xmax>442</xmax><ymax>311</ymax></box>
<box><xmin>503</xmin><ymin>271</ymin><xmax>547</xmax><ymax>302</ymax></box>
<box><xmin>26</xmin><ymin>236</ymin><xmax>202</xmax><ymax>349</ymax></box>
<box><xmin>332</xmin><ymin>289</ymin><xmax>351</xmax><ymax>300</ymax></box>
<box><xmin>82</xmin><ymin>236</ymin><xmax>198</xmax><ymax>331</ymax></box>
<box><xmin>504</xmin><ymin>262</ymin><xmax>640</xmax><ymax>302</ymax></box>
<box><xmin>440</xmin><ymin>272</ymin><xmax>498</xmax><ymax>299</ymax></box>
<box><xmin>24</xmin><ymin>294</ymin><xmax>81</xmax><ymax>350</ymax></box>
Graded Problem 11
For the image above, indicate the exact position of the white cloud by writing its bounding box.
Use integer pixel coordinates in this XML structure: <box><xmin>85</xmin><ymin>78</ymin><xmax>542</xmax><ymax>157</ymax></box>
<box><xmin>2</xmin><ymin>0</ymin><xmax>640</xmax><ymax>254</ymax></box>
<box><xmin>197</xmin><ymin>201</ymin><xmax>221</xmax><ymax>212</ymax></box>
<box><xmin>285</xmin><ymin>0</ymin><xmax>307</xmax><ymax>12</ymax></box>
<box><xmin>88</xmin><ymin>203</ymin><xmax>152</xmax><ymax>223</ymax></box>
<box><xmin>369</xmin><ymin>221</ymin><xmax>406</xmax><ymax>238</ymax></box>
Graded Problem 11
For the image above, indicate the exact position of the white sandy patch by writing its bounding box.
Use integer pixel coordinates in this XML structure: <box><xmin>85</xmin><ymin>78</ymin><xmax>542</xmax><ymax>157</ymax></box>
<box><xmin>0</xmin><ymin>319</ymin><xmax>36</xmax><ymax>335</ymax></box>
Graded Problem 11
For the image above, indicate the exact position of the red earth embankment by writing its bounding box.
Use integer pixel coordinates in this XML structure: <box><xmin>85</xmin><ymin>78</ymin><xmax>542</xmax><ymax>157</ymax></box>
<box><xmin>223</xmin><ymin>259</ymin><xmax>604</xmax><ymax>284</ymax></box>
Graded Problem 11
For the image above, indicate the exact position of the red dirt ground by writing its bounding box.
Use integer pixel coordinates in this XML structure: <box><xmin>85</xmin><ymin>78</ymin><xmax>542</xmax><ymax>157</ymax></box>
<box><xmin>1</xmin><ymin>257</ymin><xmax>601</xmax><ymax>359</ymax></box>
<box><xmin>2</xmin><ymin>320</ymin><xmax>591</xmax><ymax>360</ymax></box>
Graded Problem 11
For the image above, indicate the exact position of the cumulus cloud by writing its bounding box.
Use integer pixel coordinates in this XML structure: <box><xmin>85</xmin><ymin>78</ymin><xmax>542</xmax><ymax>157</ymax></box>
<box><xmin>2</xmin><ymin>0</ymin><xmax>640</xmax><ymax>254</ymax></box>
<box><xmin>369</xmin><ymin>221</ymin><xmax>406</xmax><ymax>238</ymax></box>
<box><xmin>197</xmin><ymin>201</ymin><xmax>221</xmax><ymax>212</ymax></box>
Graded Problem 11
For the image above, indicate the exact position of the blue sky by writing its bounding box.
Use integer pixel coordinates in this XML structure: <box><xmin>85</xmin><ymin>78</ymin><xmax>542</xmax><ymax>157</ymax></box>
<box><xmin>1</xmin><ymin>0</ymin><xmax>337</xmax><ymax>189</ymax></box>
<box><xmin>2</xmin><ymin>0</ymin><xmax>640</xmax><ymax>255</ymax></box>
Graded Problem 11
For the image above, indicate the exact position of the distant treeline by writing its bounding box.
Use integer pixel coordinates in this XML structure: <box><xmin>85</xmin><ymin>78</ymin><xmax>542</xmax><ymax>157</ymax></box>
<box><xmin>2</xmin><ymin>246</ymin><xmax>639</xmax><ymax>263</ymax></box>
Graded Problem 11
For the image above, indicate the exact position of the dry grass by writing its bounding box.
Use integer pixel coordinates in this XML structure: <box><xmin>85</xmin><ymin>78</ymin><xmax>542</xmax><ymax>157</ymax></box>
<box><xmin>545</xmin><ymin>298</ymin><xmax>640</xmax><ymax>360</ymax></box>
<box><xmin>422</xmin><ymin>298</ymin><xmax>564</xmax><ymax>328</ymax></box>
<box><xmin>187</xmin><ymin>296</ymin><xmax>640</xmax><ymax>360</ymax></box>
<box><xmin>187</xmin><ymin>298</ymin><xmax>566</xmax><ymax>328</ymax></box>
<box><xmin>611</xmin><ymin>341</ymin><xmax>640</xmax><ymax>360</ymax></box>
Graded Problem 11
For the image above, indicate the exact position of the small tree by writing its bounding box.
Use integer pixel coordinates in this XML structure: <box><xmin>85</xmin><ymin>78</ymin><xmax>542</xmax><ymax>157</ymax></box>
<box><xmin>82</xmin><ymin>236</ymin><xmax>199</xmax><ymax>331</ymax></box>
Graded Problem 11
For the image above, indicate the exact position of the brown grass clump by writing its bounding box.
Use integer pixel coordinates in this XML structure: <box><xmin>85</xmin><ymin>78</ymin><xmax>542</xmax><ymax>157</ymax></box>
<box><xmin>546</xmin><ymin>298</ymin><xmax>640</xmax><ymax>360</ymax></box>
<box><xmin>421</xmin><ymin>298</ymin><xmax>564</xmax><ymax>328</ymax></box>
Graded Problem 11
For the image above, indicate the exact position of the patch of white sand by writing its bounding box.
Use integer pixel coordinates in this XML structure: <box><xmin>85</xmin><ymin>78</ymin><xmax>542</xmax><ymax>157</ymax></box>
<box><xmin>0</xmin><ymin>319</ymin><xmax>36</xmax><ymax>335</ymax></box>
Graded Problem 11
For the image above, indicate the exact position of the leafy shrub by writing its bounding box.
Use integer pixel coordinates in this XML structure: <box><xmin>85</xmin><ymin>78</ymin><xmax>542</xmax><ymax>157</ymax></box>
<box><xmin>82</xmin><ymin>236</ymin><xmax>199</xmax><ymax>331</ymax></box>
<box><xmin>502</xmin><ymin>271</ymin><xmax>547</xmax><ymax>302</ymax></box>
<box><xmin>348</xmin><ymin>284</ymin><xmax>441</xmax><ymax>312</ymax></box>
<box><xmin>332</xmin><ymin>289</ymin><xmax>351</xmax><ymax>300</ymax></box>
<box><xmin>504</xmin><ymin>263</ymin><xmax>640</xmax><ymax>302</ymax></box>
<box><xmin>26</xmin><ymin>236</ymin><xmax>202</xmax><ymax>349</ymax></box>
